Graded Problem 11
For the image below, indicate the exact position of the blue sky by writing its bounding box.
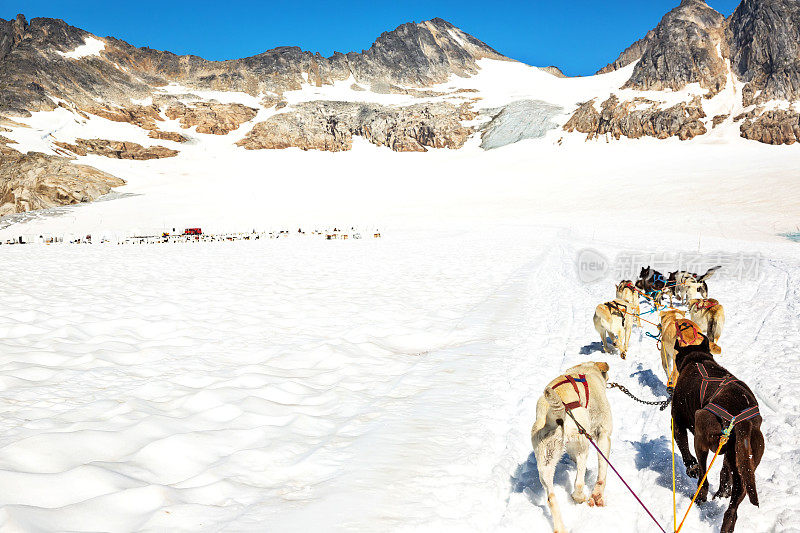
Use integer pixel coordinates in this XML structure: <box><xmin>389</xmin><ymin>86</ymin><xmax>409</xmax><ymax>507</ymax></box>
<box><xmin>4</xmin><ymin>0</ymin><xmax>741</xmax><ymax>76</ymax></box>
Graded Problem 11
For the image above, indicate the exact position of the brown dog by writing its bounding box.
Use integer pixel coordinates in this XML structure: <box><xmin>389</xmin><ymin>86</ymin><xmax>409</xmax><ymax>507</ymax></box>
<box><xmin>671</xmin><ymin>324</ymin><xmax>764</xmax><ymax>533</ymax></box>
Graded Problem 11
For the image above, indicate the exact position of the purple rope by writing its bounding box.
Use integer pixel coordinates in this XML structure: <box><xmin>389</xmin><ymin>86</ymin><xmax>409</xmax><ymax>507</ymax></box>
<box><xmin>566</xmin><ymin>409</ymin><xmax>667</xmax><ymax>533</ymax></box>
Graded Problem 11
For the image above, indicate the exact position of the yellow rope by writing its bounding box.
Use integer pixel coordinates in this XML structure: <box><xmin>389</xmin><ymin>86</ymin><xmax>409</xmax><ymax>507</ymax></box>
<box><xmin>671</xmin><ymin>417</ymin><xmax>677</xmax><ymax>533</ymax></box>
<box><xmin>675</xmin><ymin>421</ymin><xmax>734</xmax><ymax>533</ymax></box>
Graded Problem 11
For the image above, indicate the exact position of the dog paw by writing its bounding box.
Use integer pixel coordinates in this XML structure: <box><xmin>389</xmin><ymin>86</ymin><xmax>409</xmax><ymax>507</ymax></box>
<box><xmin>620</xmin><ymin>352</ymin><xmax>627</xmax><ymax>360</ymax></box>
<box><xmin>588</xmin><ymin>493</ymin><xmax>605</xmax><ymax>507</ymax></box>
<box><xmin>572</xmin><ymin>491</ymin><xmax>587</xmax><ymax>504</ymax></box>
<box><xmin>714</xmin><ymin>486</ymin><xmax>732</xmax><ymax>500</ymax></box>
<box><xmin>686</xmin><ymin>463</ymin><xmax>699</xmax><ymax>478</ymax></box>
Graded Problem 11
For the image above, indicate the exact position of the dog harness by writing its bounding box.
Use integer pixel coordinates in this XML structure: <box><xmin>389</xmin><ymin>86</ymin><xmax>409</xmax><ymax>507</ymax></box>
<box><xmin>696</xmin><ymin>364</ymin><xmax>760</xmax><ymax>426</ymax></box>
<box><xmin>690</xmin><ymin>298</ymin><xmax>719</xmax><ymax>311</ymax></box>
<box><xmin>676</xmin><ymin>319</ymin><xmax>701</xmax><ymax>346</ymax></box>
<box><xmin>605</xmin><ymin>301</ymin><xmax>627</xmax><ymax>327</ymax></box>
<box><xmin>553</xmin><ymin>374</ymin><xmax>590</xmax><ymax>410</ymax></box>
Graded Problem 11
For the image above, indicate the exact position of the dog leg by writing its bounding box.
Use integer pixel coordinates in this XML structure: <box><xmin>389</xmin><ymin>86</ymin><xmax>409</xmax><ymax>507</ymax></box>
<box><xmin>715</xmin><ymin>456</ymin><xmax>733</xmax><ymax>500</ymax></box>
<box><xmin>566</xmin><ymin>429</ymin><xmax>589</xmax><ymax>504</ymax></box>
<box><xmin>694</xmin><ymin>441</ymin><xmax>710</xmax><ymax>502</ymax></box>
<box><xmin>538</xmin><ymin>454</ymin><xmax>567</xmax><ymax>533</ymax></box>
<box><xmin>590</xmin><ymin>430</ymin><xmax>611</xmax><ymax>507</ymax></box>
<box><xmin>673</xmin><ymin>419</ymin><xmax>698</xmax><ymax>477</ymax></box>
<box><xmin>535</xmin><ymin>428</ymin><xmax>567</xmax><ymax>533</ymax></box>
<box><xmin>720</xmin><ymin>468</ymin><xmax>746</xmax><ymax>533</ymax></box>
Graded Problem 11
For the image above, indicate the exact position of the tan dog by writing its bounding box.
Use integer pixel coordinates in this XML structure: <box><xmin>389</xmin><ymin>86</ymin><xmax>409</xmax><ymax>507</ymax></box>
<box><xmin>687</xmin><ymin>298</ymin><xmax>725</xmax><ymax>347</ymax></box>
<box><xmin>616</xmin><ymin>280</ymin><xmax>641</xmax><ymax>327</ymax></box>
<box><xmin>661</xmin><ymin>313</ymin><xmax>721</xmax><ymax>387</ymax></box>
<box><xmin>531</xmin><ymin>362</ymin><xmax>612</xmax><ymax>533</ymax></box>
<box><xmin>658</xmin><ymin>310</ymin><xmax>686</xmax><ymax>387</ymax></box>
<box><xmin>593</xmin><ymin>299</ymin><xmax>632</xmax><ymax>358</ymax></box>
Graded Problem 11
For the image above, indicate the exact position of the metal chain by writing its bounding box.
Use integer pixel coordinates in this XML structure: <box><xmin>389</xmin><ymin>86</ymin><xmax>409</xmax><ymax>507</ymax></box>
<box><xmin>608</xmin><ymin>381</ymin><xmax>672</xmax><ymax>411</ymax></box>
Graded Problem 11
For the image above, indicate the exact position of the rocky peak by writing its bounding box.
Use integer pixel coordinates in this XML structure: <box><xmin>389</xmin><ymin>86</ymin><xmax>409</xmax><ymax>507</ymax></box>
<box><xmin>622</xmin><ymin>0</ymin><xmax>727</xmax><ymax>94</ymax></box>
<box><xmin>0</xmin><ymin>14</ymin><xmax>27</xmax><ymax>61</ymax></box>
<box><xmin>728</xmin><ymin>0</ymin><xmax>800</xmax><ymax>105</ymax></box>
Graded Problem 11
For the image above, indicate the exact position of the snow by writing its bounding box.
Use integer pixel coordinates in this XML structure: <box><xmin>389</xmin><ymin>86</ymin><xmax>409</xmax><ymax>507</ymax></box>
<box><xmin>0</xmin><ymin>224</ymin><xmax>798</xmax><ymax>532</ymax></box>
<box><xmin>56</xmin><ymin>37</ymin><xmax>106</xmax><ymax>60</ymax></box>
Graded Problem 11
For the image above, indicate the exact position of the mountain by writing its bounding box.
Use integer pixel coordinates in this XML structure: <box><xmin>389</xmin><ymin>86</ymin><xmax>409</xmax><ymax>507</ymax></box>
<box><xmin>0</xmin><ymin>16</ymin><xmax>507</xmax><ymax>117</ymax></box>
<box><xmin>2</xmin><ymin>1</ymin><xmax>800</xmax><ymax>218</ymax></box>
<box><xmin>598</xmin><ymin>0</ymin><xmax>727</xmax><ymax>96</ymax></box>
<box><xmin>572</xmin><ymin>0</ymin><xmax>800</xmax><ymax>144</ymax></box>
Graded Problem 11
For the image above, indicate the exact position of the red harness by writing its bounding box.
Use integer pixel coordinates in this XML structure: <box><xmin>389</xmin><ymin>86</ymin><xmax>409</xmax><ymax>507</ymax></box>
<box><xmin>553</xmin><ymin>374</ymin><xmax>590</xmax><ymax>410</ymax></box>
<box><xmin>691</xmin><ymin>299</ymin><xmax>719</xmax><ymax>311</ymax></box>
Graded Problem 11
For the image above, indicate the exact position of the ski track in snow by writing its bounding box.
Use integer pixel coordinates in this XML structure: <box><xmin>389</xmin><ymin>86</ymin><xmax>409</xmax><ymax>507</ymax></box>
<box><xmin>0</xmin><ymin>225</ymin><xmax>798</xmax><ymax>532</ymax></box>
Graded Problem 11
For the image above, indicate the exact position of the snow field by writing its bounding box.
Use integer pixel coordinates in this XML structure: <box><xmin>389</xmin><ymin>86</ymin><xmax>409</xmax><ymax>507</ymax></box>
<box><xmin>0</xmin><ymin>225</ymin><xmax>798</xmax><ymax>531</ymax></box>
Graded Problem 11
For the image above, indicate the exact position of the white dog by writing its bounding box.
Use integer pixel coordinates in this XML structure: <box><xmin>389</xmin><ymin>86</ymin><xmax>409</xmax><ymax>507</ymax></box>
<box><xmin>615</xmin><ymin>280</ymin><xmax>641</xmax><ymax>327</ymax></box>
<box><xmin>593</xmin><ymin>299</ymin><xmax>632</xmax><ymax>358</ymax></box>
<box><xmin>531</xmin><ymin>362</ymin><xmax>612</xmax><ymax>533</ymax></box>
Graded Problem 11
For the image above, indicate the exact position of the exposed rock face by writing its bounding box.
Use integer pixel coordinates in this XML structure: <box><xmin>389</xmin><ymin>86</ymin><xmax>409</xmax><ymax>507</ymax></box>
<box><xmin>729</xmin><ymin>0</ymin><xmax>800</xmax><ymax>105</ymax></box>
<box><xmin>564</xmin><ymin>94</ymin><xmax>707</xmax><ymax>140</ymax></box>
<box><xmin>165</xmin><ymin>102</ymin><xmax>258</xmax><ymax>134</ymax></box>
<box><xmin>87</xmin><ymin>105</ymin><xmax>163</xmax><ymax>130</ymax></box>
<box><xmin>540</xmin><ymin>66</ymin><xmax>567</xmax><ymax>78</ymax></box>
<box><xmin>0</xmin><ymin>149</ymin><xmax>125</xmax><ymax>215</ymax></box>
<box><xmin>596</xmin><ymin>29</ymin><xmax>656</xmax><ymax>74</ymax></box>
<box><xmin>238</xmin><ymin>101</ymin><xmax>474</xmax><ymax>152</ymax></box>
<box><xmin>480</xmin><ymin>100</ymin><xmax>563</xmax><ymax>149</ymax></box>
<box><xmin>739</xmin><ymin>109</ymin><xmax>800</xmax><ymax>144</ymax></box>
<box><xmin>0</xmin><ymin>13</ymin><xmax>26</xmax><ymax>61</ymax></box>
<box><xmin>53</xmin><ymin>138</ymin><xmax>179</xmax><ymax>159</ymax></box>
<box><xmin>147</xmin><ymin>130</ymin><xmax>188</xmax><ymax>143</ymax></box>
<box><xmin>622</xmin><ymin>0</ymin><xmax>727</xmax><ymax>95</ymax></box>
<box><xmin>0</xmin><ymin>17</ymin><xmax>154</xmax><ymax>116</ymax></box>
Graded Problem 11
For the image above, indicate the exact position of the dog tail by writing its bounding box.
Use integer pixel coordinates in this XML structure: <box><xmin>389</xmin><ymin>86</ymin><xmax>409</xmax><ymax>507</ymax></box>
<box><xmin>698</xmin><ymin>265</ymin><xmax>722</xmax><ymax>282</ymax></box>
<box><xmin>544</xmin><ymin>387</ymin><xmax>566</xmax><ymax>426</ymax></box>
<box><xmin>735</xmin><ymin>419</ymin><xmax>759</xmax><ymax>506</ymax></box>
<box><xmin>708</xmin><ymin>310</ymin><xmax>723</xmax><ymax>345</ymax></box>
<box><xmin>531</xmin><ymin>395</ymin><xmax>551</xmax><ymax>440</ymax></box>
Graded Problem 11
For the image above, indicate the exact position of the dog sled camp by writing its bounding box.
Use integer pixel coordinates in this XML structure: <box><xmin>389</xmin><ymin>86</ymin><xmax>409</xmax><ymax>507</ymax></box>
<box><xmin>535</xmin><ymin>265</ymin><xmax>762</xmax><ymax>533</ymax></box>
<box><xmin>0</xmin><ymin>226</ymin><xmax>382</xmax><ymax>245</ymax></box>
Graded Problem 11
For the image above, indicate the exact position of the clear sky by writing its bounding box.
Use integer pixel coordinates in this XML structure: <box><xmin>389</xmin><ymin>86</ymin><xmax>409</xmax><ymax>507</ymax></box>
<box><xmin>3</xmin><ymin>0</ymin><xmax>741</xmax><ymax>76</ymax></box>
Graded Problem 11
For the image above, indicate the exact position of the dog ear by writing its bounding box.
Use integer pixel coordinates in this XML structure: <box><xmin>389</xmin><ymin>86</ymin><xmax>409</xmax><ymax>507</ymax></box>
<box><xmin>595</xmin><ymin>362</ymin><xmax>610</xmax><ymax>373</ymax></box>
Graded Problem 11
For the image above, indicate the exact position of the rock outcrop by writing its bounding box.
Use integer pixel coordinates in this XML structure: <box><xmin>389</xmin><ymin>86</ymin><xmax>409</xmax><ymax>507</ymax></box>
<box><xmin>729</xmin><ymin>0</ymin><xmax>800</xmax><ymax>105</ymax></box>
<box><xmin>0</xmin><ymin>148</ymin><xmax>125</xmax><ymax>215</ymax></box>
<box><xmin>564</xmin><ymin>95</ymin><xmax>707</xmax><ymax>140</ymax></box>
<box><xmin>164</xmin><ymin>102</ymin><xmax>258</xmax><ymax>134</ymax></box>
<box><xmin>622</xmin><ymin>0</ymin><xmax>727</xmax><ymax>95</ymax></box>
<box><xmin>147</xmin><ymin>130</ymin><xmax>188</xmax><ymax>143</ymax></box>
<box><xmin>54</xmin><ymin>138</ymin><xmax>179</xmax><ymax>159</ymax></box>
<box><xmin>87</xmin><ymin>104</ymin><xmax>163</xmax><ymax>130</ymax></box>
<box><xmin>540</xmin><ymin>66</ymin><xmax>567</xmax><ymax>78</ymax></box>
<box><xmin>739</xmin><ymin>109</ymin><xmax>800</xmax><ymax>144</ymax></box>
<box><xmin>238</xmin><ymin>101</ymin><xmax>474</xmax><ymax>152</ymax></box>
